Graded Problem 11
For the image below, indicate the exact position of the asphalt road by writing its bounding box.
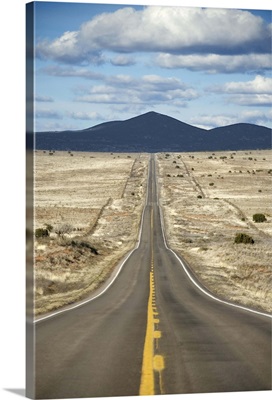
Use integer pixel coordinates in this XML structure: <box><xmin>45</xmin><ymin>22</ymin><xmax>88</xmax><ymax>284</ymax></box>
<box><xmin>34</xmin><ymin>155</ymin><xmax>271</xmax><ymax>398</ymax></box>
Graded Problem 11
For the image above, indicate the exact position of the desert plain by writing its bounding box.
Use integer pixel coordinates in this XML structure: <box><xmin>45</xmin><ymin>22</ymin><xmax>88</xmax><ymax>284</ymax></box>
<box><xmin>32</xmin><ymin>149</ymin><xmax>271</xmax><ymax>316</ymax></box>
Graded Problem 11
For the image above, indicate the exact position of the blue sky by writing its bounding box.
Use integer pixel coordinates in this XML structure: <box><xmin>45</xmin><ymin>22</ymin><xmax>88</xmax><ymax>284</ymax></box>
<box><xmin>31</xmin><ymin>0</ymin><xmax>272</xmax><ymax>131</ymax></box>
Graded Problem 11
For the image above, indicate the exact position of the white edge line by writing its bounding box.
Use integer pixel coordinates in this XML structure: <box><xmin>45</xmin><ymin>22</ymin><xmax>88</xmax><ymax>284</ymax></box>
<box><xmin>154</xmin><ymin>154</ymin><xmax>272</xmax><ymax>320</ymax></box>
<box><xmin>35</xmin><ymin>155</ymin><xmax>151</xmax><ymax>323</ymax></box>
<box><xmin>35</xmin><ymin>154</ymin><xmax>272</xmax><ymax>322</ymax></box>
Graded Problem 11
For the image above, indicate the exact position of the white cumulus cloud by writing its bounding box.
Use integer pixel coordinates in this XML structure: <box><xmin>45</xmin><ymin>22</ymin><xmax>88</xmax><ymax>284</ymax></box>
<box><xmin>155</xmin><ymin>53</ymin><xmax>272</xmax><ymax>74</ymax></box>
<box><xmin>74</xmin><ymin>73</ymin><xmax>199</xmax><ymax>106</ymax></box>
<box><xmin>36</xmin><ymin>6</ymin><xmax>271</xmax><ymax>68</ymax></box>
<box><xmin>110</xmin><ymin>55</ymin><xmax>136</xmax><ymax>66</ymax></box>
<box><xmin>35</xmin><ymin>109</ymin><xmax>62</xmax><ymax>119</ymax></box>
<box><xmin>209</xmin><ymin>75</ymin><xmax>272</xmax><ymax>107</ymax></box>
<box><xmin>68</xmin><ymin>111</ymin><xmax>103</xmax><ymax>120</ymax></box>
<box><xmin>35</xmin><ymin>95</ymin><xmax>54</xmax><ymax>102</ymax></box>
<box><xmin>190</xmin><ymin>109</ymin><xmax>272</xmax><ymax>129</ymax></box>
<box><xmin>219</xmin><ymin>75</ymin><xmax>272</xmax><ymax>94</ymax></box>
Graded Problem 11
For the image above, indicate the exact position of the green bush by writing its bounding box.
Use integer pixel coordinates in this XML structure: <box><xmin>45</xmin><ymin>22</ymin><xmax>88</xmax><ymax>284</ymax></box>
<box><xmin>253</xmin><ymin>213</ymin><xmax>267</xmax><ymax>223</ymax></box>
<box><xmin>45</xmin><ymin>224</ymin><xmax>53</xmax><ymax>232</ymax></box>
<box><xmin>35</xmin><ymin>228</ymin><xmax>49</xmax><ymax>238</ymax></box>
<box><xmin>234</xmin><ymin>233</ymin><xmax>254</xmax><ymax>244</ymax></box>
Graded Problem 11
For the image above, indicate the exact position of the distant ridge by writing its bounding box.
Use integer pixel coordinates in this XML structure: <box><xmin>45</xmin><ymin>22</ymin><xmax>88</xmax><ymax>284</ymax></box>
<box><xmin>33</xmin><ymin>111</ymin><xmax>271</xmax><ymax>152</ymax></box>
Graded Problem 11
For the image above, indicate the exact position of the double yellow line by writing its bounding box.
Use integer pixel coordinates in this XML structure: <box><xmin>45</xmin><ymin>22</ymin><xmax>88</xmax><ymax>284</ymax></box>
<box><xmin>139</xmin><ymin>208</ymin><xmax>165</xmax><ymax>395</ymax></box>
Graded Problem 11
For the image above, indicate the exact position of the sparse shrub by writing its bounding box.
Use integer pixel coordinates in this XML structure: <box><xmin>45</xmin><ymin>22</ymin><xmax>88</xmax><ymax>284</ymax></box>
<box><xmin>234</xmin><ymin>233</ymin><xmax>254</xmax><ymax>244</ymax></box>
<box><xmin>35</xmin><ymin>228</ymin><xmax>49</xmax><ymax>238</ymax></box>
<box><xmin>253</xmin><ymin>213</ymin><xmax>267</xmax><ymax>223</ymax></box>
<box><xmin>197</xmin><ymin>195</ymin><xmax>202</xmax><ymax>199</ymax></box>
<box><xmin>70</xmin><ymin>240</ymin><xmax>98</xmax><ymax>255</ymax></box>
<box><xmin>45</xmin><ymin>224</ymin><xmax>53</xmax><ymax>232</ymax></box>
<box><xmin>54</xmin><ymin>223</ymin><xmax>73</xmax><ymax>237</ymax></box>
<box><xmin>209</xmin><ymin>182</ymin><xmax>214</xmax><ymax>186</ymax></box>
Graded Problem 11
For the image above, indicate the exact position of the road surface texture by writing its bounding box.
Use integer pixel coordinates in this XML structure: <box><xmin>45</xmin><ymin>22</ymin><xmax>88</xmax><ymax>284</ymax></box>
<box><xmin>34</xmin><ymin>155</ymin><xmax>271</xmax><ymax>398</ymax></box>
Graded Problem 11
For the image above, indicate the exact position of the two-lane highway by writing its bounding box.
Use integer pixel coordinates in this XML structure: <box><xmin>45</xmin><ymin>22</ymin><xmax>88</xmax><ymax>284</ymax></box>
<box><xmin>33</xmin><ymin>154</ymin><xmax>271</xmax><ymax>398</ymax></box>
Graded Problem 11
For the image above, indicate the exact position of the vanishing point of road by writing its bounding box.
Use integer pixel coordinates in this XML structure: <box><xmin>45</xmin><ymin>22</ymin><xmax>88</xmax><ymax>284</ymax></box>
<box><xmin>33</xmin><ymin>154</ymin><xmax>271</xmax><ymax>398</ymax></box>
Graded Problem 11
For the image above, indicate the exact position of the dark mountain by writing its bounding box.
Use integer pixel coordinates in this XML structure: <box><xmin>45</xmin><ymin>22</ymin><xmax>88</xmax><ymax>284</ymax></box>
<box><xmin>33</xmin><ymin>111</ymin><xmax>271</xmax><ymax>152</ymax></box>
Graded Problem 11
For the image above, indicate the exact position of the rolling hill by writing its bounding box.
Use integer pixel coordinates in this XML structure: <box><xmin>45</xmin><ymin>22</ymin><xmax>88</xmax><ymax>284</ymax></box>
<box><xmin>33</xmin><ymin>111</ymin><xmax>271</xmax><ymax>152</ymax></box>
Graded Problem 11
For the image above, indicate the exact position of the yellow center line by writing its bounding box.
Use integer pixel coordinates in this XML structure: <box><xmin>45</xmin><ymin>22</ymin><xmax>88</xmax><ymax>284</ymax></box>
<box><xmin>153</xmin><ymin>355</ymin><xmax>165</xmax><ymax>394</ymax></box>
<box><xmin>139</xmin><ymin>206</ymin><xmax>165</xmax><ymax>395</ymax></box>
<box><xmin>139</xmin><ymin>272</ymin><xmax>155</xmax><ymax>396</ymax></box>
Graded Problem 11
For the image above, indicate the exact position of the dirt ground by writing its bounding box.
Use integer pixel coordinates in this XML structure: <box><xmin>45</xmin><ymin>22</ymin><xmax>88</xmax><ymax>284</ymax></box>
<box><xmin>156</xmin><ymin>150</ymin><xmax>272</xmax><ymax>313</ymax></box>
<box><xmin>32</xmin><ymin>149</ymin><xmax>271</xmax><ymax>316</ymax></box>
<box><xmin>33</xmin><ymin>151</ymin><xmax>149</xmax><ymax>315</ymax></box>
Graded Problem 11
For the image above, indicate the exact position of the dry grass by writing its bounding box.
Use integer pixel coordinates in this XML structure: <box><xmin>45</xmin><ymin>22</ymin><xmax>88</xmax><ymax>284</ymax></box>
<box><xmin>156</xmin><ymin>150</ymin><xmax>272</xmax><ymax>313</ymax></box>
<box><xmin>32</xmin><ymin>149</ymin><xmax>271</xmax><ymax>316</ymax></box>
<box><xmin>33</xmin><ymin>151</ymin><xmax>148</xmax><ymax>316</ymax></box>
